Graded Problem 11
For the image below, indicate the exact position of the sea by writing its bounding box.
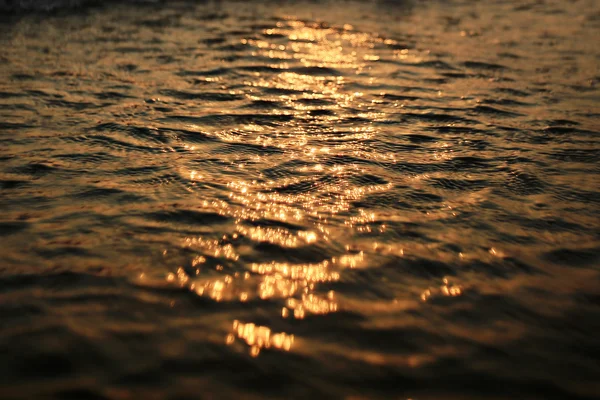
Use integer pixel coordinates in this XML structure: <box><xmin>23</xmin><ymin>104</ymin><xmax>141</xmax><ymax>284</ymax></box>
<box><xmin>1</xmin><ymin>0</ymin><xmax>599</xmax><ymax>399</ymax></box>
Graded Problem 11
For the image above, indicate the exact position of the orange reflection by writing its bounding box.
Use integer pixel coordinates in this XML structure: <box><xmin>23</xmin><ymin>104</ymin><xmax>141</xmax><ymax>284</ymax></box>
<box><xmin>235</xmin><ymin>225</ymin><xmax>318</xmax><ymax>248</ymax></box>
<box><xmin>183</xmin><ymin>236</ymin><xmax>239</xmax><ymax>261</ymax></box>
<box><xmin>226</xmin><ymin>321</ymin><xmax>294</xmax><ymax>357</ymax></box>
<box><xmin>157</xmin><ymin>16</ymin><xmax>417</xmax><ymax>357</ymax></box>
<box><xmin>421</xmin><ymin>278</ymin><xmax>463</xmax><ymax>301</ymax></box>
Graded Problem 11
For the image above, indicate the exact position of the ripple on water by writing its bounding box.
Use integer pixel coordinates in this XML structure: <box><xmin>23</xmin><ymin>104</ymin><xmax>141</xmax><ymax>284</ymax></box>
<box><xmin>0</xmin><ymin>0</ymin><xmax>599</xmax><ymax>399</ymax></box>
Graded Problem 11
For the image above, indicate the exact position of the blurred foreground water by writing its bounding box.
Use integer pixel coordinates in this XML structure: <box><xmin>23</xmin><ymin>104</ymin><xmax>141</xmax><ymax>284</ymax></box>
<box><xmin>1</xmin><ymin>0</ymin><xmax>599</xmax><ymax>399</ymax></box>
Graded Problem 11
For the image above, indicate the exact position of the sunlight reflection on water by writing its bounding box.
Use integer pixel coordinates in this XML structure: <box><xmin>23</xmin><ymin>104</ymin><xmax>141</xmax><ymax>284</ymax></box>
<box><xmin>1</xmin><ymin>0</ymin><xmax>599</xmax><ymax>398</ymax></box>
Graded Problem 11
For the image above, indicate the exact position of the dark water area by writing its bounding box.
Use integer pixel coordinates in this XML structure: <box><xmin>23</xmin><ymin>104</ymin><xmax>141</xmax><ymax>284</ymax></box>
<box><xmin>1</xmin><ymin>0</ymin><xmax>599</xmax><ymax>399</ymax></box>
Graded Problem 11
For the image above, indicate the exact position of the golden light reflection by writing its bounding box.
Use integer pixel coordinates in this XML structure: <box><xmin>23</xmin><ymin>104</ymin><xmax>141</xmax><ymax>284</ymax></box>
<box><xmin>159</xmin><ymin>250</ymin><xmax>348</xmax><ymax>315</ymax></box>
<box><xmin>286</xmin><ymin>293</ymin><xmax>338</xmax><ymax>319</ymax></box>
<box><xmin>234</xmin><ymin>225</ymin><xmax>318</xmax><ymax>248</ymax></box>
<box><xmin>183</xmin><ymin>236</ymin><xmax>239</xmax><ymax>261</ymax></box>
<box><xmin>159</xmin><ymin>16</ymin><xmax>423</xmax><ymax>357</ymax></box>
<box><xmin>251</xmin><ymin>260</ymin><xmax>341</xmax><ymax>307</ymax></box>
<box><xmin>337</xmin><ymin>250</ymin><xmax>365</xmax><ymax>268</ymax></box>
<box><xmin>251</xmin><ymin>260</ymin><xmax>338</xmax><ymax>283</ymax></box>
<box><xmin>421</xmin><ymin>278</ymin><xmax>463</xmax><ymax>301</ymax></box>
<box><xmin>160</xmin><ymin>17</ymin><xmax>402</xmax><ymax>337</ymax></box>
<box><xmin>226</xmin><ymin>321</ymin><xmax>294</xmax><ymax>357</ymax></box>
<box><xmin>220</xmin><ymin>174</ymin><xmax>392</xmax><ymax>229</ymax></box>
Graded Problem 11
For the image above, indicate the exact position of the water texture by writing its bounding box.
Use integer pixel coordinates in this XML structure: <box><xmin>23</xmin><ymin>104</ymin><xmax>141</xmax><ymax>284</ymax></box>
<box><xmin>1</xmin><ymin>0</ymin><xmax>599</xmax><ymax>399</ymax></box>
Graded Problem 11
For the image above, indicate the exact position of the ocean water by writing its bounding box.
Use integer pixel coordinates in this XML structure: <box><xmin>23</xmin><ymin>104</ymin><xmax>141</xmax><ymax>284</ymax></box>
<box><xmin>1</xmin><ymin>0</ymin><xmax>599</xmax><ymax>399</ymax></box>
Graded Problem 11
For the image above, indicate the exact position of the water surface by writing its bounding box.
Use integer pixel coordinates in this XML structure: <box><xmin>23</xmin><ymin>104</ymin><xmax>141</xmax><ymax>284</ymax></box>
<box><xmin>1</xmin><ymin>0</ymin><xmax>599</xmax><ymax>399</ymax></box>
